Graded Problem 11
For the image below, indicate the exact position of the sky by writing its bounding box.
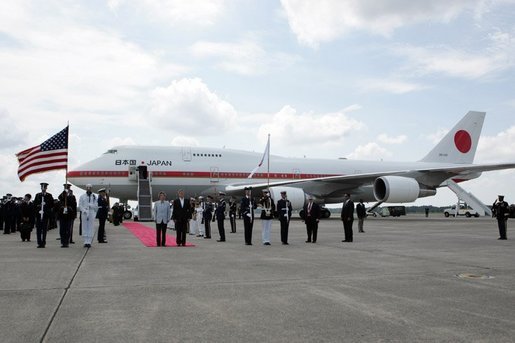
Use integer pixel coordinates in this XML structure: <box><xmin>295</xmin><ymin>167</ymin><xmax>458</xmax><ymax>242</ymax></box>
<box><xmin>1</xmin><ymin>0</ymin><xmax>515</xmax><ymax>207</ymax></box>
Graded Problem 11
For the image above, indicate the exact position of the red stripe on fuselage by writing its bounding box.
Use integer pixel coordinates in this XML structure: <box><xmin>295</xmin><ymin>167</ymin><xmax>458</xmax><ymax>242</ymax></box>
<box><xmin>67</xmin><ymin>170</ymin><xmax>338</xmax><ymax>179</ymax></box>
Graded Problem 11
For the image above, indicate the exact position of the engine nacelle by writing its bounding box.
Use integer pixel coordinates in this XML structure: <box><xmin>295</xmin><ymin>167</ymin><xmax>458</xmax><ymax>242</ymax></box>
<box><xmin>373</xmin><ymin>176</ymin><xmax>421</xmax><ymax>203</ymax></box>
<box><xmin>269</xmin><ymin>186</ymin><xmax>306</xmax><ymax>210</ymax></box>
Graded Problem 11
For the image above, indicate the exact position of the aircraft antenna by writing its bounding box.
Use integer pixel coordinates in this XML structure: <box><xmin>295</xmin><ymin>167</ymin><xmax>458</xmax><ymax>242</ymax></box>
<box><xmin>267</xmin><ymin>133</ymin><xmax>270</xmax><ymax>190</ymax></box>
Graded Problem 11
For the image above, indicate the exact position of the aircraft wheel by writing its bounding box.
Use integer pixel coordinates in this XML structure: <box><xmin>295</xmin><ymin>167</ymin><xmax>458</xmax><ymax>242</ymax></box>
<box><xmin>123</xmin><ymin>211</ymin><xmax>132</xmax><ymax>220</ymax></box>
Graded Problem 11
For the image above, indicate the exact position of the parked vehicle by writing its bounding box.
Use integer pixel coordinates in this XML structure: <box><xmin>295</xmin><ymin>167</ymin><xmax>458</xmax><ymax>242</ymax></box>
<box><xmin>372</xmin><ymin>206</ymin><xmax>406</xmax><ymax>217</ymax></box>
<box><xmin>443</xmin><ymin>204</ymin><xmax>479</xmax><ymax>217</ymax></box>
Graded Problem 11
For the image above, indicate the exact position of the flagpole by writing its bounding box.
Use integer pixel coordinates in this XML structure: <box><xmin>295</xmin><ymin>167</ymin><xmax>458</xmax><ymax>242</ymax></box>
<box><xmin>267</xmin><ymin>133</ymin><xmax>270</xmax><ymax>190</ymax></box>
<box><xmin>65</xmin><ymin>122</ymin><xmax>69</xmax><ymax>208</ymax></box>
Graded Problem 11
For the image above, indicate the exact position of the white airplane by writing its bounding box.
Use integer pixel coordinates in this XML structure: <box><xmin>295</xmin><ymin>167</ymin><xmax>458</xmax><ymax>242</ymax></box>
<box><xmin>68</xmin><ymin>111</ymin><xmax>515</xmax><ymax>217</ymax></box>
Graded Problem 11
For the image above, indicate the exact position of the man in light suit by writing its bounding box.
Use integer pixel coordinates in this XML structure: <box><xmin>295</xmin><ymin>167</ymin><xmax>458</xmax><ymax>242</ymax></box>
<box><xmin>341</xmin><ymin>193</ymin><xmax>354</xmax><ymax>242</ymax></box>
<box><xmin>154</xmin><ymin>191</ymin><xmax>171</xmax><ymax>247</ymax></box>
<box><xmin>172</xmin><ymin>189</ymin><xmax>192</xmax><ymax>246</ymax></box>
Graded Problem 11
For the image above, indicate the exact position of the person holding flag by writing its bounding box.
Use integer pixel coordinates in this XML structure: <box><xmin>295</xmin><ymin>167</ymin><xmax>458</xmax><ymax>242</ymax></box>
<box><xmin>33</xmin><ymin>183</ymin><xmax>54</xmax><ymax>248</ymax></box>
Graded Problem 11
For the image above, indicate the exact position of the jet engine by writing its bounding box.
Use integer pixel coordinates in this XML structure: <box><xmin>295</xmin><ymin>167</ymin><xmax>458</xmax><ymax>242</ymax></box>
<box><xmin>373</xmin><ymin>176</ymin><xmax>436</xmax><ymax>203</ymax></box>
<box><xmin>268</xmin><ymin>186</ymin><xmax>306</xmax><ymax>210</ymax></box>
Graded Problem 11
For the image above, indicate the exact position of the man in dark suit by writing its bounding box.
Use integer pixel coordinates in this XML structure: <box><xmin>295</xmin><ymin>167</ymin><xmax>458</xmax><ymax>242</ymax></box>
<box><xmin>33</xmin><ymin>182</ymin><xmax>54</xmax><ymax>248</ymax></box>
<box><xmin>303</xmin><ymin>196</ymin><xmax>320</xmax><ymax>243</ymax></box>
<box><xmin>276</xmin><ymin>190</ymin><xmax>292</xmax><ymax>245</ymax></box>
<box><xmin>341</xmin><ymin>193</ymin><xmax>354</xmax><ymax>242</ymax></box>
<box><xmin>97</xmin><ymin>188</ymin><xmax>109</xmax><ymax>243</ymax></box>
<box><xmin>172</xmin><ymin>189</ymin><xmax>192</xmax><ymax>246</ymax></box>
<box><xmin>240</xmin><ymin>187</ymin><xmax>255</xmax><ymax>245</ymax></box>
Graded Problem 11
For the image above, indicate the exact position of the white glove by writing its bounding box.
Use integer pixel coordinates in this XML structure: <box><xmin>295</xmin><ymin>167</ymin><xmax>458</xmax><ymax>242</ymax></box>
<box><xmin>246</xmin><ymin>213</ymin><xmax>252</xmax><ymax>218</ymax></box>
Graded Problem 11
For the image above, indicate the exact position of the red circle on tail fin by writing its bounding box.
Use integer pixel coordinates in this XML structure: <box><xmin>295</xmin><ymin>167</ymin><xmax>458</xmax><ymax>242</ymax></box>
<box><xmin>454</xmin><ymin>130</ymin><xmax>472</xmax><ymax>153</ymax></box>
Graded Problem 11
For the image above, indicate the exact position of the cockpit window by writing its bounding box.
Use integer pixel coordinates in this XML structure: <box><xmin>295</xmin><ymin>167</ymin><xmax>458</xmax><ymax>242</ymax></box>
<box><xmin>104</xmin><ymin>149</ymin><xmax>118</xmax><ymax>154</ymax></box>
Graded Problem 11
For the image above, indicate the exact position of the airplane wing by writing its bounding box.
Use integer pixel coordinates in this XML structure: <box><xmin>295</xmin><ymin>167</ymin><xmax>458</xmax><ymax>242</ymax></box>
<box><xmin>224</xmin><ymin>162</ymin><xmax>515</xmax><ymax>195</ymax></box>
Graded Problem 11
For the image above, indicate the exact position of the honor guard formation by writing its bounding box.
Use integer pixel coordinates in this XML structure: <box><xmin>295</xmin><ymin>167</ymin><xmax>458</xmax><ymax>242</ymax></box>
<box><xmin>1</xmin><ymin>185</ymin><xmax>511</xmax><ymax>248</ymax></box>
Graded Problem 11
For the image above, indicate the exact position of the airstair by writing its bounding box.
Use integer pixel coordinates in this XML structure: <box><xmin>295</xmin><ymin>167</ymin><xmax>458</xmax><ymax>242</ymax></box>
<box><xmin>445</xmin><ymin>180</ymin><xmax>492</xmax><ymax>217</ymax></box>
<box><xmin>137</xmin><ymin>166</ymin><xmax>153</xmax><ymax>221</ymax></box>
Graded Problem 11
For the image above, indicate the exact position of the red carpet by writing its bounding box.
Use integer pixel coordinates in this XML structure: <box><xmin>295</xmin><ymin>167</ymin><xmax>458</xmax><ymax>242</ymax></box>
<box><xmin>123</xmin><ymin>222</ymin><xmax>195</xmax><ymax>247</ymax></box>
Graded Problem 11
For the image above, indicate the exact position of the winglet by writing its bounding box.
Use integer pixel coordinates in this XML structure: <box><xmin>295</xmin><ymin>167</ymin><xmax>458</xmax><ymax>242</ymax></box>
<box><xmin>420</xmin><ymin>111</ymin><xmax>485</xmax><ymax>164</ymax></box>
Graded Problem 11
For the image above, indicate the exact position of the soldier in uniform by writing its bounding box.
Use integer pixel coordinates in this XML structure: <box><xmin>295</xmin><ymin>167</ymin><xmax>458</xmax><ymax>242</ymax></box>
<box><xmin>33</xmin><ymin>183</ymin><xmax>54</xmax><ymax>248</ymax></box>
<box><xmin>303</xmin><ymin>196</ymin><xmax>321</xmax><ymax>243</ymax></box>
<box><xmin>3</xmin><ymin>194</ymin><xmax>15</xmax><ymax>234</ymax></box>
<box><xmin>241</xmin><ymin>187</ymin><xmax>256</xmax><ymax>245</ymax></box>
<box><xmin>79</xmin><ymin>184</ymin><xmax>98</xmax><ymax>248</ymax></box>
<box><xmin>276</xmin><ymin>190</ymin><xmax>292</xmax><ymax>245</ymax></box>
<box><xmin>67</xmin><ymin>188</ymin><xmax>77</xmax><ymax>244</ymax></box>
<box><xmin>195</xmin><ymin>197</ymin><xmax>204</xmax><ymax>237</ymax></box>
<box><xmin>0</xmin><ymin>196</ymin><xmax>4</xmax><ymax>233</ymax></box>
<box><xmin>96</xmin><ymin>188</ymin><xmax>109</xmax><ymax>243</ymax></box>
<box><xmin>259</xmin><ymin>190</ymin><xmax>275</xmax><ymax>245</ymax></box>
<box><xmin>341</xmin><ymin>193</ymin><xmax>354</xmax><ymax>242</ymax></box>
<box><xmin>202</xmin><ymin>196</ymin><xmax>214</xmax><ymax>239</ymax></box>
<box><xmin>492</xmin><ymin>195</ymin><xmax>509</xmax><ymax>240</ymax></box>
<box><xmin>229</xmin><ymin>197</ymin><xmax>237</xmax><ymax>233</ymax></box>
<box><xmin>19</xmin><ymin>194</ymin><xmax>35</xmax><ymax>242</ymax></box>
<box><xmin>57</xmin><ymin>184</ymin><xmax>75</xmax><ymax>248</ymax></box>
<box><xmin>356</xmin><ymin>199</ymin><xmax>366</xmax><ymax>233</ymax></box>
<box><xmin>215</xmin><ymin>192</ymin><xmax>227</xmax><ymax>242</ymax></box>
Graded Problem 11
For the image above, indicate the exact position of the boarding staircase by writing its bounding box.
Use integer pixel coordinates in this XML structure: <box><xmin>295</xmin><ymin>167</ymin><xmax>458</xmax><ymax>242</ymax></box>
<box><xmin>137</xmin><ymin>171</ymin><xmax>153</xmax><ymax>221</ymax></box>
<box><xmin>445</xmin><ymin>180</ymin><xmax>492</xmax><ymax>217</ymax></box>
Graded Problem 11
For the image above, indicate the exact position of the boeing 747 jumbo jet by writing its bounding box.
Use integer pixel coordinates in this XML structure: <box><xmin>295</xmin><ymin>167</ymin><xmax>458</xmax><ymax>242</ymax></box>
<box><xmin>68</xmin><ymin>111</ymin><xmax>515</xmax><ymax>217</ymax></box>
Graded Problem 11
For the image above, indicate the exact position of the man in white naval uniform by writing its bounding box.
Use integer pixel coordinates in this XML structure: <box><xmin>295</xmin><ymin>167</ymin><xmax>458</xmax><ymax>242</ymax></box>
<box><xmin>79</xmin><ymin>184</ymin><xmax>98</xmax><ymax>248</ymax></box>
<box><xmin>195</xmin><ymin>197</ymin><xmax>204</xmax><ymax>237</ymax></box>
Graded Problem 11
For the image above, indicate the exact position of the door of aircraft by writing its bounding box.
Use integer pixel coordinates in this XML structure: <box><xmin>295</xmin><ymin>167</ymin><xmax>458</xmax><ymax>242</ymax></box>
<box><xmin>292</xmin><ymin>168</ymin><xmax>301</xmax><ymax>179</ymax></box>
<box><xmin>210</xmin><ymin>167</ymin><xmax>220</xmax><ymax>183</ymax></box>
<box><xmin>182</xmin><ymin>147</ymin><xmax>192</xmax><ymax>162</ymax></box>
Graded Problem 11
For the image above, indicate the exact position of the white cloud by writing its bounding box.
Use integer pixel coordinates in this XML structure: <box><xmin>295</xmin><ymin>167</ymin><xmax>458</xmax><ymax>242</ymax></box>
<box><xmin>0</xmin><ymin>2</ymin><xmax>186</xmax><ymax>131</ymax></box>
<box><xmin>105</xmin><ymin>137</ymin><xmax>137</xmax><ymax>148</ymax></box>
<box><xmin>424</xmin><ymin>128</ymin><xmax>449</xmax><ymax>144</ymax></box>
<box><xmin>171</xmin><ymin>136</ymin><xmax>200</xmax><ymax>147</ymax></box>
<box><xmin>149</xmin><ymin>78</ymin><xmax>238</xmax><ymax>134</ymax></box>
<box><xmin>377</xmin><ymin>134</ymin><xmax>407</xmax><ymax>144</ymax></box>
<box><xmin>108</xmin><ymin>0</ymin><xmax>226</xmax><ymax>26</ymax></box>
<box><xmin>0</xmin><ymin>109</ymin><xmax>26</xmax><ymax>149</ymax></box>
<box><xmin>280</xmin><ymin>0</ymin><xmax>488</xmax><ymax>48</ymax></box>
<box><xmin>258</xmin><ymin>105</ymin><xmax>364</xmax><ymax>146</ymax></box>
<box><xmin>190</xmin><ymin>40</ymin><xmax>299</xmax><ymax>75</ymax></box>
<box><xmin>359</xmin><ymin>78</ymin><xmax>428</xmax><ymax>94</ymax></box>
<box><xmin>347</xmin><ymin>142</ymin><xmax>392</xmax><ymax>160</ymax></box>
<box><xmin>476</xmin><ymin>126</ymin><xmax>515</xmax><ymax>162</ymax></box>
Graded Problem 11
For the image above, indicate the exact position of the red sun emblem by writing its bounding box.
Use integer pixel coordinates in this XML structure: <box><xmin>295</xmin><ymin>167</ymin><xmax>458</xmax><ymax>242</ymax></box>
<box><xmin>454</xmin><ymin>130</ymin><xmax>472</xmax><ymax>153</ymax></box>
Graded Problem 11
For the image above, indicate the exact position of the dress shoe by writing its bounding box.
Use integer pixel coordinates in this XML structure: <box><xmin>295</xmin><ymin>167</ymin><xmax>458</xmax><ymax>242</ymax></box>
<box><xmin>61</xmin><ymin>245</ymin><xmax>69</xmax><ymax>248</ymax></box>
<box><xmin>498</xmin><ymin>238</ymin><xmax>507</xmax><ymax>240</ymax></box>
<box><xmin>312</xmin><ymin>241</ymin><xmax>316</xmax><ymax>243</ymax></box>
<box><xmin>70</xmin><ymin>241</ymin><xmax>75</xmax><ymax>244</ymax></box>
<box><xmin>217</xmin><ymin>239</ymin><xmax>226</xmax><ymax>242</ymax></box>
<box><xmin>99</xmin><ymin>240</ymin><xmax>108</xmax><ymax>243</ymax></box>
<box><xmin>305</xmin><ymin>240</ymin><xmax>311</xmax><ymax>243</ymax></box>
<box><xmin>37</xmin><ymin>245</ymin><xmax>44</xmax><ymax>248</ymax></box>
<box><xmin>264</xmin><ymin>242</ymin><xmax>271</xmax><ymax>246</ymax></box>
<box><xmin>245</xmin><ymin>243</ymin><xmax>252</xmax><ymax>245</ymax></box>
<box><xmin>282</xmin><ymin>242</ymin><xmax>289</xmax><ymax>245</ymax></box>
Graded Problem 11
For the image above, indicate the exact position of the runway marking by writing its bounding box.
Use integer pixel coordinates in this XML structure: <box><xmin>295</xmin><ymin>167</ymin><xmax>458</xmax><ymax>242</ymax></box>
<box><xmin>123</xmin><ymin>222</ymin><xmax>195</xmax><ymax>247</ymax></box>
<box><xmin>40</xmin><ymin>246</ymin><xmax>89</xmax><ymax>343</ymax></box>
<box><xmin>456</xmin><ymin>273</ymin><xmax>494</xmax><ymax>280</ymax></box>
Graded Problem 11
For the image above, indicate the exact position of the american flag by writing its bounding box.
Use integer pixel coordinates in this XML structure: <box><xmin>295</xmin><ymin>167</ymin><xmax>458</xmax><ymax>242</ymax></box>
<box><xmin>16</xmin><ymin>126</ymin><xmax>69</xmax><ymax>181</ymax></box>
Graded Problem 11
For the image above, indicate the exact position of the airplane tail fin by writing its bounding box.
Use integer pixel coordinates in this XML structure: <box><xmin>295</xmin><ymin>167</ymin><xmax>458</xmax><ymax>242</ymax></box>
<box><xmin>420</xmin><ymin>111</ymin><xmax>485</xmax><ymax>164</ymax></box>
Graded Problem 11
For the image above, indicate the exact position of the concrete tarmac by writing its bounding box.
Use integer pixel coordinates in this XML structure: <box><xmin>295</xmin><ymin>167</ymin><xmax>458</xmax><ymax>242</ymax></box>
<box><xmin>0</xmin><ymin>216</ymin><xmax>514</xmax><ymax>343</ymax></box>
